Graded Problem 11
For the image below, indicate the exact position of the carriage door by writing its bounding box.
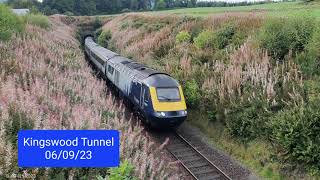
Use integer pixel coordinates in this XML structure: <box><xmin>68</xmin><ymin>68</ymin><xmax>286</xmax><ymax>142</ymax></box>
<box><xmin>132</xmin><ymin>81</ymin><xmax>142</xmax><ymax>106</ymax></box>
<box><xmin>114</xmin><ymin>70</ymin><xmax>120</xmax><ymax>87</ymax></box>
<box><xmin>140</xmin><ymin>85</ymin><xmax>149</xmax><ymax>110</ymax></box>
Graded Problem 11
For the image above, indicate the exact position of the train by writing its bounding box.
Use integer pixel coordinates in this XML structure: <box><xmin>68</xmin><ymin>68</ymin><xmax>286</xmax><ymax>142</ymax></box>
<box><xmin>84</xmin><ymin>36</ymin><xmax>187</xmax><ymax>128</ymax></box>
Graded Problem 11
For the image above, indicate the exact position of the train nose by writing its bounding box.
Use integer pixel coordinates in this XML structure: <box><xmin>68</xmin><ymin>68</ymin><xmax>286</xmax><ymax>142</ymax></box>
<box><xmin>154</xmin><ymin>110</ymin><xmax>187</xmax><ymax>117</ymax></box>
<box><xmin>150</xmin><ymin>110</ymin><xmax>187</xmax><ymax>128</ymax></box>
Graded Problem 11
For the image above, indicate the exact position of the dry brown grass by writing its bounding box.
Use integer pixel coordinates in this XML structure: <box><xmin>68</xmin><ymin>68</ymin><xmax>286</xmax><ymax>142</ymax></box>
<box><xmin>0</xmin><ymin>16</ymin><xmax>178</xmax><ymax>179</ymax></box>
<box><xmin>201</xmin><ymin>41</ymin><xmax>302</xmax><ymax>104</ymax></box>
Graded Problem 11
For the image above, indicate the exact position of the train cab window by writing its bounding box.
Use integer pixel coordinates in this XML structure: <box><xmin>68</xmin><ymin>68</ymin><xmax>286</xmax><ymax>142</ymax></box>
<box><xmin>108</xmin><ymin>65</ymin><xmax>114</xmax><ymax>75</ymax></box>
<box><xmin>144</xmin><ymin>89</ymin><xmax>150</xmax><ymax>103</ymax></box>
<box><xmin>156</xmin><ymin>88</ymin><xmax>181</xmax><ymax>102</ymax></box>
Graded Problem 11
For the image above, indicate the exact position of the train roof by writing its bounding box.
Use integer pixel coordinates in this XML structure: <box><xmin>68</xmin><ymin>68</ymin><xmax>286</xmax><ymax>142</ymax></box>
<box><xmin>85</xmin><ymin>37</ymin><xmax>179</xmax><ymax>87</ymax></box>
<box><xmin>109</xmin><ymin>56</ymin><xmax>171</xmax><ymax>82</ymax></box>
<box><xmin>85</xmin><ymin>37</ymin><xmax>118</xmax><ymax>60</ymax></box>
<box><xmin>143</xmin><ymin>74</ymin><xmax>179</xmax><ymax>87</ymax></box>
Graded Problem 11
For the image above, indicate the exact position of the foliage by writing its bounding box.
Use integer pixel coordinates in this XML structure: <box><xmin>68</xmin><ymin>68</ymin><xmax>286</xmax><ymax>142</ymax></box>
<box><xmin>64</xmin><ymin>11</ymin><xmax>74</xmax><ymax>16</ymax></box>
<box><xmin>258</xmin><ymin>17</ymin><xmax>315</xmax><ymax>60</ymax></box>
<box><xmin>176</xmin><ymin>31</ymin><xmax>191</xmax><ymax>44</ymax></box>
<box><xmin>295</xmin><ymin>53</ymin><xmax>319</xmax><ymax>77</ymax></box>
<box><xmin>214</xmin><ymin>25</ymin><xmax>235</xmax><ymax>49</ymax></box>
<box><xmin>226</xmin><ymin>99</ymin><xmax>270</xmax><ymax>142</ymax></box>
<box><xmin>0</xmin><ymin>16</ymin><xmax>176</xmax><ymax>179</ymax></box>
<box><xmin>269</xmin><ymin>101</ymin><xmax>320</xmax><ymax>171</ymax></box>
<box><xmin>307</xmin><ymin>27</ymin><xmax>320</xmax><ymax>60</ymax></box>
<box><xmin>156</xmin><ymin>0</ymin><xmax>166</xmax><ymax>10</ymax></box>
<box><xmin>24</xmin><ymin>13</ymin><xmax>50</xmax><ymax>29</ymax></box>
<box><xmin>295</xmin><ymin>26</ymin><xmax>320</xmax><ymax>76</ymax></box>
<box><xmin>6</xmin><ymin>0</ymin><xmax>41</xmax><ymax>9</ymax></box>
<box><xmin>97</xmin><ymin>161</ymin><xmax>137</xmax><ymax>180</ymax></box>
<box><xmin>194</xmin><ymin>30</ymin><xmax>216</xmax><ymax>49</ymax></box>
<box><xmin>0</xmin><ymin>4</ymin><xmax>24</xmax><ymax>41</ymax></box>
<box><xmin>98</xmin><ymin>30</ymin><xmax>112</xmax><ymax>48</ymax></box>
<box><xmin>184</xmin><ymin>79</ymin><xmax>201</xmax><ymax>107</ymax></box>
<box><xmin>39</xmin><ymin>0</ymin><xmax>200</xmax><ymax>15</ymax></box>
<box><xmin>97</xmin><ymin>14</ymin><xmax>320</xmax><ymax>177</ymax></box>
<box><xmin>5</xmin><ymin>106</ymin><xmax>34</xmax><ymax>146</ymax></box>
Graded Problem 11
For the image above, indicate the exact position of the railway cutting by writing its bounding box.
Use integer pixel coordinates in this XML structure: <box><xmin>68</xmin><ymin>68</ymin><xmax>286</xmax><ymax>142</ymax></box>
<box><xmin>167</xmin><ymin>133</ymin><xmax>231</xmax><ymax>180</ymax></box>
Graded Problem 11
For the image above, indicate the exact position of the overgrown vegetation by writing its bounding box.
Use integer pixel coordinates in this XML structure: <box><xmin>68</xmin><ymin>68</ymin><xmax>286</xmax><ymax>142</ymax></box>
<box><xmin>102</xmin><ymin>13</ymin><xmax>320</xmax><ymax>178</ymax></box>
<box><xmin>98</xmin><ymin>30</ymin><xmax>112</xmax><ymax>48</ymax></box>
<box><xmin>0</xmin><ymin>4</ymin><xmax>24</xmax><ymax>41</ymax></box>
<box><xmin>24</xmin><ymin>13</ymin><xmax>50</xmax><ymax>29</ymax></box>
<box><xmin>259</xmin><ymin>17</ymin><xmax>315</xmax><ymax>60</ymax></box>
<box><xmin>97</xmin><ymin>161</ymin><xmax>137</xmax><ymax>180</ymax></box>
<box><xmin>0</xmin><ymin>15</ymin><xmax>178</xmax><ymax>179</ymax></box>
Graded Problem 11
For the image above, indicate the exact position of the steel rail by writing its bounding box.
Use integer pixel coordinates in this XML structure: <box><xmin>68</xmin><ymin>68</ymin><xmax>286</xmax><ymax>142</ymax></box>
<box><xmin>167</xmin><ymin>132</ymin><xmax>232</xmax><ymax>180</ymax></box>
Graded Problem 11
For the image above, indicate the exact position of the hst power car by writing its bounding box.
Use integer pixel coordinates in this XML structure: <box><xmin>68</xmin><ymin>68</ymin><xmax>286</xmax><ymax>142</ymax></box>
<box><xmin>85</xmin><ymin>36</ymin><xmax>187</xmax><ymax>128</ymax></box>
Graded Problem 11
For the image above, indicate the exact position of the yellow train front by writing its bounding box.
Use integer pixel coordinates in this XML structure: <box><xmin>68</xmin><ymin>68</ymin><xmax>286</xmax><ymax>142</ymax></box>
<box><xmin>141</xmin><ymin>74</ymin><xmax>187</xmax><ymax>128</ymax></box>
<box><xmin>84</xmin><ymin>36</ymin><xmax>187</xmax><ymax>128</ymax></box>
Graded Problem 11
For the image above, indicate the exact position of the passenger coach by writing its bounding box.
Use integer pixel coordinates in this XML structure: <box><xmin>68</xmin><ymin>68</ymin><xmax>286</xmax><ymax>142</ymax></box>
<box><xmin>85</xmin><ymin>37</ymin><xmax>187</xmax><ymax>128</ymax></box>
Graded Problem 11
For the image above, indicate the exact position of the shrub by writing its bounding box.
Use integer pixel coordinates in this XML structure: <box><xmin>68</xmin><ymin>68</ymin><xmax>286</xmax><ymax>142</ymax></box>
<box><xmin>94</xmin><ymin>27</ymin><xmax>103</xmax><ymax>40</ymax></box>
<box><xmin>24</xmin><ymin>14</ymin><xmax>50</xmax><ymax>29</ymax></box>
<box><xmin>176</xmin><ymin>31</ymin><xmax>191</xmax><ymax>44</ymax></box>
<box><xmin>269</xmin><ymin>102</ymin><xmax>320</xmax><ymax>171</ymax></box>
<box><xmin>295</xmin><ymin>27</ymin><xmax>320</xmax><ymax>76</ymax></box>
<box><xmin>98</xmin><ymin>30</ymin><xmax>112</xmax><ymax>48</ymax></box>
<box><xmin>0</xmin><ymin>4</ymin><xmax>24</xmax><ymax>41</ymax></box>
<box><xmin>259</xmin><ymin>17</ymin><xmax>315</xmax><ymax>60</ymax></box>
<box><xmin>295</xmin><ymin>52</ymin><xmax>319</xmax><ymax>77</ymax></box>
<box><xmin>194</xmin><ymin>30</ymin><xmax>216</xmax><ymax>49</ymax></box>
<box><xmin>184</xmin><ymin>79</ymin><xmax>201</xmax><ymax>107</ymax></box>
<box><xmin>97</xmin><ymin>161</ymin><xmax>137</xmax><ymax>180</ymax></box>
<box><xmin>214</xmin><ymin>25</ymin><xmax>235</xmax><ymax>49</ymax></box>
<box><xmin>5</xmin><ymin>106</ymin><xmax>34</xmax><ymax>146</ymax></box>
<box><xmin>226</xmin><ymin>99</ymin><xmax>270</xmax><ymax>142</ymax></box>
<box><xmin>153</xmin><ymin>40</ymin><xmax>173</xmax><ymax>58</ymax></box>
<box><xmin>64</xmin><ymin>11</ymin><xmax>74</xmax><ymax>16</ymax></box>
<box><xmin>306</xmin><ymin>26</ymin><xmax>320</xmax><ymax>61</ymax></box>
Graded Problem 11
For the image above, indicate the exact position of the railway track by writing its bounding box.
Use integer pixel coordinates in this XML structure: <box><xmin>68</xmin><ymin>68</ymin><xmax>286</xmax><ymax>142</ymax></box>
<box><xmin>167</xmin><ymin>132</ymin><xmax>231</xmax><ymax>180</ymax></box>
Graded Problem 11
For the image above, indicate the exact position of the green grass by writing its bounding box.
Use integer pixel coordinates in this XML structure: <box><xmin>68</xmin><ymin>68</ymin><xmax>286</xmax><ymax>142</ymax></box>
<box><xmin>186</xmin><ymin>109</ymin><xmax>283</xmax><ymax>179</ymax></box>
<box><xmin>147</xmin><ymin>1</ymin><xmax>320</xmax><ymax>18</ymax></box>
<box><xmin>24</xmin><ymin>14</ymin><xmax>50</xmax><ymax>29</ymax></box>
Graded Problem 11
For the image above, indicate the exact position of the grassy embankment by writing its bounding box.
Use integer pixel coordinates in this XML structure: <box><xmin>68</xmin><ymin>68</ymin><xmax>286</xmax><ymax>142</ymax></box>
<box><xmin>97</xmin><ymin>6</ymin><xmax>320</xmax><ymax>179</ymax></box>
<box><xmin>0</xmin><ymin>5</ymin><xmax>178</xmax><ymax>179</ymax></box>
<box><xmin>147</xmin><ymin>1</ymin><xmax>320</xmax><ymax>18</ymax></box>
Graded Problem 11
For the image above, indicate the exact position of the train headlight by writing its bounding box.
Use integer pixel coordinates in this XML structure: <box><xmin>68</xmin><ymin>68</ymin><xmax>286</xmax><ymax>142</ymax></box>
<box><xmin>181</xmin><ymin>110</ymin><xmax>187</xmax><ymax>116</ymax></box>
<box><xmin>155</xmin><ymin>112</ymin><xmax>166</xmax><ymax>117</ymax></box>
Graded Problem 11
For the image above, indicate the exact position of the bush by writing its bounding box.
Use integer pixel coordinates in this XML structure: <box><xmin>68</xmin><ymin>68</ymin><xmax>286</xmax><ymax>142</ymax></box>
<box><xmin>295</xmin><ymin>52</ymin><xmax>319</xmax><ymax>77</ymax></box>
<box><xmin>295</xmin><ymin>27</ymin><xmax>320</xmax><ymax>76</ymax></box>
<box><xmin>24</xmin><ymin>14</ymin><xmax>50</xmax><ymax>29</ymax></box>
<box><xmin>98</xmin><ymin>30</ymin><xmax>112</xmax><ymax>48</ymax></box>
<box><xmin>214</xmin><ymin>25</ymin><xmax>235</xmax><ymax>49</ymax></box>
<box><xmin>176</xmin><ymin>31</ymin><xmax>191</xmax><ymax>44</ymax></box>
<box><xmin>5</xmin><ymin>106</ymin><xmax>34</xmax><ymax>146</ymax></box>
<box><xmin>269</xmin><ymin>102</ymin><xmax>320</xmax><ymax>171</ymax></box>
<box><xmin>64</xmin><ymin>11</ymin><xmax>74</xmax><ymax>16</ymax></box>
<box><xmin>226</xmin><ymin>99</ymin><xmax>270</xmax><ymax>142</ymax></box>
<box><xmin>307</xmin><ymin>27</ymin><xmax>320</xmax><ymax>59</ymax></box>
<box><xmin>0</xmin><ymin>4</ymin><xmax>24</xmax><ymax>41</ymax></box>
<box><xmin>97</xmin><ymin>161</ymin><xmax>137</xmax><ymax>180</ymax></box>
<box><xmin>184</xmin><ymin>79</ymin><xmax>201</xmax><ymax>107</ymax></box>
<box><xmin>259</xmin><ymin>17</ymin><xmax>315</xmax><ymax>60</ymax></box>
<box><xmin>194</xmin><ymin>30</ymin><xmax>215</xmax><ymax>49</ymax></box>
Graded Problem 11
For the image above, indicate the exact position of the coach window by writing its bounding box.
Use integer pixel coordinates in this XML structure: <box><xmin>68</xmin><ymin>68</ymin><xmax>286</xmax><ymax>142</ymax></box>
<box><xmin>108</xmin><ymin>65</ymin><xmax>114</xmax><ymax>75</ymax></box>
<box><xmin>144</xmin><ymin>89</ymin><xmax>149</xmax><ymax>103</ymax></box>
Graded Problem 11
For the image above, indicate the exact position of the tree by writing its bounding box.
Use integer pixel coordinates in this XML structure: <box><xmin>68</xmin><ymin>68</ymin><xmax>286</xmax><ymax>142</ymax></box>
<box><xmin>156</xmin><ymin>0</ymin><xmax>165</xmax><ymax>9</ymax></box>
<box><xmin>75</xmin><ymin>0</ymin><xmax>95</xmax><ymax>15</ymax></box>
<box><xmin>7</xmin><ymin>0</ymin><xmax>40</xmax><ymax>9</ymax></box>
